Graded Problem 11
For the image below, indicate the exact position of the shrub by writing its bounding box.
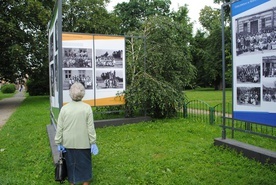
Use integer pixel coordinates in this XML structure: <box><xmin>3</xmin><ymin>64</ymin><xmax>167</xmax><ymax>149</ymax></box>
<box><xmin>1</xmin><ymin>83</ymin><xmax>16</xmax><ymax>93</ymax></box>
<box><xmin>26</xmin><ymin>79</ymin><xmax>49</xmax><ymax>96</ymax></box>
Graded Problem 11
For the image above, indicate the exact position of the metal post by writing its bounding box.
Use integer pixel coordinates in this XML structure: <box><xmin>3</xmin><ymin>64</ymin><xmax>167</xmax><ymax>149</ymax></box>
<box><xmin>221</xmin><ymin>0</ymin><xmax>240</xmax><ymax>139</ymax></box>
<box><xmin>143</xmin><ymin>36</ymin><xmax>147</xmax><ymax>117</ymax></box>
<box><xmin>209</xmin><ymin>107</ymin><xmax>215</xmax><ymax>125</ymax></box>
<box><xmin>221</xmin><ymin>3</ymin><xmax>227</xmax><ymax>139</ymax></box>
<box><xmin>183</xmin><ymin>104</ymin><xmax>187</xmax><ymax>118</ymax></box>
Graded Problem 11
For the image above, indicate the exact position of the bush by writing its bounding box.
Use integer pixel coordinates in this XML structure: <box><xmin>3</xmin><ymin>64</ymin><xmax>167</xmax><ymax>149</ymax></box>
<box><xmin>1</xmin><ymin>84</ymin><xmax>16</xmax><ymax>93</ymax></box>
<box><xmin>26</xmin><ymin>79</ymin><xmax>49</xmax><ymax>96</ymax></box>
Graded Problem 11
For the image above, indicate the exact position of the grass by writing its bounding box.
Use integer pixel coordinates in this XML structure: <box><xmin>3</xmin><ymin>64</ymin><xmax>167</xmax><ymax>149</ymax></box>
<box><xmin>0</xmin><ymin>95</ymin><xmax>275</xmax><ymax>185</ymax></box>
<box><xmin>184</xmin><ymin>88</ymin><xmax>232</xmax><ymax>107</ymax></box>
<box><xmin>0</xmin><ymin>91</ymin><xmax>16</xmax><ymax>100</ymax></box>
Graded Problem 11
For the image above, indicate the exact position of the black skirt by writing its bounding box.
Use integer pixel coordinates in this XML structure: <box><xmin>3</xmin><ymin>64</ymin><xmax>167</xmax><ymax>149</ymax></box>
<box><xmin>64</xmin><ymin>149</ymin><xmax>92</xmax><ymax>184</ymax></box>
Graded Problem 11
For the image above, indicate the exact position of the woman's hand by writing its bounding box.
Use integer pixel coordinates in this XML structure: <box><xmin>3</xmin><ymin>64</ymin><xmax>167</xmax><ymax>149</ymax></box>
<box><xmin>91</xmin><ymin>144</ymin><xmax>99</xmax><ymax>155</ymax></box>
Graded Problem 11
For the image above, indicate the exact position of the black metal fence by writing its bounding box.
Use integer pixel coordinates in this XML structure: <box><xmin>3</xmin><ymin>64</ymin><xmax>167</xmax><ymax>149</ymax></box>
<box><xmin>183</xmin><ymin>100</ymin><xmax>276</xmax><ymax>139</ymax></box>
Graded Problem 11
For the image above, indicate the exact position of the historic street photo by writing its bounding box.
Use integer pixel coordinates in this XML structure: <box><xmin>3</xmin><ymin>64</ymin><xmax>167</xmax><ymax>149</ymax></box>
<box><xmin>63</xmin><ymin>69</ymin><xmax>93</xmax><ymax>90</ymax></box>
<box><xmin>235</xmin><ymin>7</ymin><xmax>276</xmax><ymax>56</ymax></box>
<box><xmin>263</xmin><ymin>55</ymin><xmax>276</xmax><ymax>77</ymax></box>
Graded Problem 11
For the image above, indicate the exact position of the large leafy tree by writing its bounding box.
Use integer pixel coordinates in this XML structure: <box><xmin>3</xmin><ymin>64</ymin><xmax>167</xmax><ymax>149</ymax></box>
<box><xmin>0</xmin><ymin>0</ymin><xmax>54</xmax><ymax>83</ymax></box>
<box><xmin>197</xmin><ymin>5</ymin><xmax>232</xmax><ymax>89</ymax></box>
<box><xmin>114</xmin><ymin>0</ymin><xmax>171</xmax><ymax>34</ymax></box>
<box><xmin>0</xmin><ymin>0</ymin><xmax>120</xmax><ymax>95</ymax></box>
<box><xmin>62</xmin><ymin>0</ymin><xmax>121</xmax><ymax>34</ymax></box>
<box><xmin>190</xmin><ymin>30</ymin><xmax>212</xmax><ymax>88</ymax></box>
<box><xmin>125</xmin><ymin>6</ymin><xmax>196</xmax><ymax>118</ymax></box>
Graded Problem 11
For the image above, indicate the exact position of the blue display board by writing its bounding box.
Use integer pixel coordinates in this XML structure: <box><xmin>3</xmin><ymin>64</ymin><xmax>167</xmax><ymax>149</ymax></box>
<box><xmin>232</xmin><ymin>0</ymin><xmax>276</xmax><ymax>126</ymax></box>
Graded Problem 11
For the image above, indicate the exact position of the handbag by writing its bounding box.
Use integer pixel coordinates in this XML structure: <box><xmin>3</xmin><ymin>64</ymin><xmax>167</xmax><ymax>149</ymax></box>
<box><xmin>55</xmin><ymin>151</ymin><xmax>67</xmax><ymax>184</ymax></box>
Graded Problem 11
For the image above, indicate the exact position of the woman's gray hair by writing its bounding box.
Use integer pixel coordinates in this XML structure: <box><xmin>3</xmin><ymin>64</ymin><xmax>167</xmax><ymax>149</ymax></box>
<box><xmin>69</xmin><ymin>82</ymin><xmax>85</xmax><ymax>101</ymax></box>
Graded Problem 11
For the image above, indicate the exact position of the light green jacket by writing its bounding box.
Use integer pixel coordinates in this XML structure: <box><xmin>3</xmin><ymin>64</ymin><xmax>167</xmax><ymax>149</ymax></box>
<box><xmin>55</xmin><ymin>101</ymin><xmax>96</xmax><ymax>149</ymax></box>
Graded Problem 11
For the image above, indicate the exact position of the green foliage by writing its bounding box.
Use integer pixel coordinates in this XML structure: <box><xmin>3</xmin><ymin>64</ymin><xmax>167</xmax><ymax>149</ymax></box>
<box><xmin>190</xmin><ymin>30</ymin><xmax>212</xmax><ymax>87</ymax></box>
<box><xmin>0</xmin><ymin>96</ymin><xmax>275</xmax><ymax>184</ymax></box>
<box><xmin>0</xmin><ymin>91</ymin><xmax>15</xmax><ymax>100</ymax></box>
<box><xmin>26</xmin><ymin>79</ymin><xmax>49</xmax><ymax>96</ymax></box>
<box><xmin>125</xmin><ymin>73</ymin><xmax>185</xmax><ymax>118</ymax></box>
<box><xmin>124</xmin><ymin>10</ymin><xmax>195</xmax><ymax>118</ymax></box>
<box><xmin>93</xmin><ymin>105</ymin><xmax>126</xmax><ymax>120</ymax></box>
<box><xmin>114</xmin><ymin>0</ymin><xmax>171</xmax><ymax>34</ymax></box>
<box><xmin>62</xmin><ymin>0</ymin><xmax>120</xmax><ymax>34</ymax></box>
<box><xmin>0</xmin><ymin>84</ymin><xmax>16</xmax><ymax>94</ymax></box>
<box><xmin>0</xmin><ymin>0</ymin><xmax>54</xmax><ymax>82</ymax></box>
<box><xmin>26</xmin><ymin>62</ymin><xmax>49</xmax><ymax>96</ymax></box>
<box><xmin>192</xmin><ymin>5</ymin><xmax>232</xmax><ymax>90</ymax></box>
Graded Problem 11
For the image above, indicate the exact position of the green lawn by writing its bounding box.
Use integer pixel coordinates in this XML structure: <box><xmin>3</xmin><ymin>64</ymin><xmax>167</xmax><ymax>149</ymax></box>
<box><xmin>184</xmin><ymin>88</ymin><xmax>232</xmax><ymax>107</ymax></box>
<box><xmin>0</xmin><ymin>95</ymin><xmax>275</xmax><ymax>185</ymax></box>
<box><xmin>0</xmin><ymin>91</ymin><xmax>16</xmax><ymax>100</ymax></box>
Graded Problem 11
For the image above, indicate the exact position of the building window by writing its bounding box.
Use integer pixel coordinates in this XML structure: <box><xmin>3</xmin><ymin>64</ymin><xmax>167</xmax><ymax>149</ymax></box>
<box><xmin>65</xmin><ymin>70</ymin><xmax>71</xmax><ymax>79</ymax></box>
<box><xmin>243</xmin><ymin>23</ymin><xmax>248</xmax><ymax>32</ymax></box>
<box><xmin>261</xmin><ymin>18</ymin><xmax>265</xmax><ymax>30</ymax></box>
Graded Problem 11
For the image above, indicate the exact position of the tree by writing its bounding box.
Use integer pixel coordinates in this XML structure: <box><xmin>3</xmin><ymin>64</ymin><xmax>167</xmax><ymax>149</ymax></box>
<box><xmin>124</xmin><ymin>6</ymin><xmax>196</xmax><ymax>118</ymax></box>
<box><xmin>197</xmin><ymin>5</ymin><xmax>232</xmax><ymax>90</ymax></box>
<box><xmin>0</xmin><ymin>0</ymin><xmax>121</xmax><ymax>95</ymax></box>
<box><xmin>190</xmin><ymin>30</ymin><xmax>212</xmax><ymax>88</ymax></box>
<box><xmin>114</xmin><ymin>0</ymin><xmax>171</xmax><ymax>34</ymax></box>
<box><xmin>0</xmin><ymin>0</ymin><xmax>54</xmax><ymax>85</ymax></box>
<box><xmin>62</xmin><ymin>0</ymin><xmax>121</xmax><ymax>34</ymax></box>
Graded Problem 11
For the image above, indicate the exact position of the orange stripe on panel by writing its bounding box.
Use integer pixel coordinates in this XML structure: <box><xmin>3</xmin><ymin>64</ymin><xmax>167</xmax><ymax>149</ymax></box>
<box><xmin>94</xmin><ymin>35</ymin><xmax>124</xmax><ymax>40</ymax></box>
<box><xmin>95</xmin><ymin>96</ymin><xmax>125</xmax><ymax>106</ymax></box>
<box><xmin>62</xmin><ymin>33</ymin><xmax>93</xmax><ymax>41</ymax></box>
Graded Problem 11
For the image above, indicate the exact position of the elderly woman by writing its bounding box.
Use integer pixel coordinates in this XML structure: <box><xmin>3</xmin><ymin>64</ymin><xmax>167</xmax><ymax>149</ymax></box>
<box><xmin>55</xmin><ymin>82</ymin><xmax>98</xmax><ymax>185</ymax></box>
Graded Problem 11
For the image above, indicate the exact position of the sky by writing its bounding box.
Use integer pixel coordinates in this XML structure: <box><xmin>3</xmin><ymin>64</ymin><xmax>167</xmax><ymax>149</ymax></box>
<box><xmin>106</xmin><ymin>0</ymin><xmax>221</xmax><ymax>32</ymax></box>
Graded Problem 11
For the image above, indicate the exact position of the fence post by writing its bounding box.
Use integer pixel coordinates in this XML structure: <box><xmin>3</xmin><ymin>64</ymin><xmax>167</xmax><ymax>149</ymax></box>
<box><xmin>183</xmin><ymin>104</ymin><xmax>188</xmax><ymax>118</ymax></box>
<box><xmin>245</xmin><ymin>122</ymin><xmax>251</xmax><ymax>131</ymax></box>
<box><xmin>209</xmin><ymin>107</ymin><xmax>215</xmax><ymax>124</ymax></box>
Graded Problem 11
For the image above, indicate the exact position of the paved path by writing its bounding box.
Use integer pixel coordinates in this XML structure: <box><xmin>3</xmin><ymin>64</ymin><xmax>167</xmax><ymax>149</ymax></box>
<box><xmin>0</xmin><ymin>91</ymin><xmax>26</xmax><ymax>127</ymax></box>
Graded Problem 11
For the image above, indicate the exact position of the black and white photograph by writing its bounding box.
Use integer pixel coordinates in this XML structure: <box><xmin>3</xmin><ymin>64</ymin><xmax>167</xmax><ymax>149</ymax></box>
<box><xmin>95</xmin><ymin>49</ymin><xmax>123</xmax><ymax>68</ymax></box>
<box><xmin>63</xmin><ymin>48</ymin><xmax>92</xmax><ymax>68</ymax></box>
<box><xmin>49</xmin><ymin>33</ymin><xmax>54</xmax><ymax>61</ymax></box>
<box><xmin>63</xmin><ymin>70</ymin><xmax>93</xmax><ymax>90</ymax></box>
<box><xmin>235</xmin><ymin>7</ymin><xmax>276</xmax><ymax>56</ymax></box>
<box><xmin>236</xmin><ymin>64</ymin><xmax>260</xmax><ymax>83</ymax></box>
<box><xmin>55</xmin><ymin>21</ymin><xmax>58</xmax><ymax>51</ymax></box>
<box><xmin>50</xmin><ymin>64</ymin><xmax>55</xmax><ymax>97</ymax></box>
<box><xmin>96</xmin><ymin>70</ymin><xmax>124</xmax><ymax>89</ymax></box>
<box><xmin>54</xmin><ymin>55</ymin><xmax>58</xmax><ymax>92</ymax></box>
<box><xmin>262</xmin><ymin>55</ymin><xmax>276</xmax><ymax>77</ymax></box>
<box><xmin>237</xmin><ymin>87</ymin><xmax>261</xmax><ymax>106</ymax></box>
<box><xmin>262</xmin><ymin>80</ymin><xmax>276</xmax><ymax>102</ymax></box>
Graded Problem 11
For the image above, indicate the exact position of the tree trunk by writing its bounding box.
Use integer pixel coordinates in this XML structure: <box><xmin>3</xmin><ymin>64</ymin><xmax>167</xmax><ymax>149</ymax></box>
<box><xmin>214</xmin><ymin>77</ymin><xmax>222</xmax><ymax>90</ymax></box>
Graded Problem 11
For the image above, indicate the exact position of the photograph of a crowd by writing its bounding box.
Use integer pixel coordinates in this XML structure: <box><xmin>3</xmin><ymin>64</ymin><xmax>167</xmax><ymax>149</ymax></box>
<box><xmin>96</xmin><ymin>49</ymin><xmax>123</xmax><ymax>68</ymax></box>
<box><xmin>237</xmin><ymin>87</ymin><xmax>261</xmax><ymax>106</ymax></box>
<box><xmin>96</xmin><ymin>70</ymin><xmax>124</xmax><ymax>89</ymax></box>
<box><xmin>263</xmin><ymin>55</ymin><xmax>276</xmax><ymax>77</ymax></box>
<box><xmin>63</xmin><ymin>70</ymin><xmax>93</xmax><ymax>90</ymax></box>
<box><xmin>237</xmin><ymin>64</ymin><xmax>260</xmax><ymax>83</ymax></box>
<box><xmin>63</xmin><ymin>48</ymin><xmax>92</xmax><ymax>68</ymax></box>
<box><xmin>235</xmin><ymin>7</ymin><xmax>276</xmax><ymax>56</ymax></box>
